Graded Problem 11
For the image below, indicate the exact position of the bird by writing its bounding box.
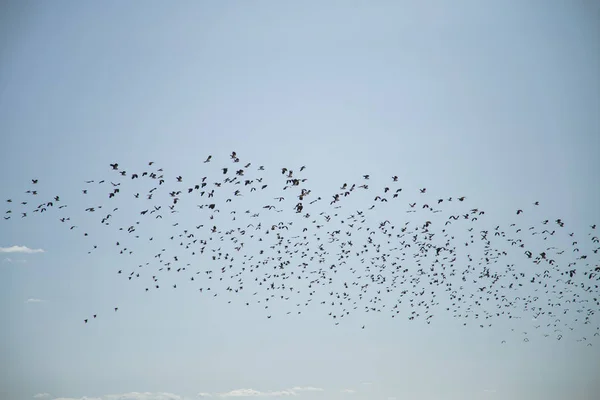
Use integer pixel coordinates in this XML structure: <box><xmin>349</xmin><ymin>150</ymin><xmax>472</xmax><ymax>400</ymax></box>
<box><xmin>3</xmin><ymin>153</ymin><xmax>598</xmax><ymax>344</ymax></box>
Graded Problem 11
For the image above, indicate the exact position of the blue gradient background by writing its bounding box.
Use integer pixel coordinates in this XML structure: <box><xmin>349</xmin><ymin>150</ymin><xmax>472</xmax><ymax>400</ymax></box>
<box><xmin>1</xmin><ymin>1</ymin><xmax>599</xmax><ymax>400</ymax></box>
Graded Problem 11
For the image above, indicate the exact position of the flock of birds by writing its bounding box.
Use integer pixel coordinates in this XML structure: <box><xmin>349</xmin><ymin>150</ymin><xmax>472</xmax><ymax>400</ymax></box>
<box><xmin>3</xmin><ymin>152</ymin><xmax>599</xmax><ymax>344</ymax></box>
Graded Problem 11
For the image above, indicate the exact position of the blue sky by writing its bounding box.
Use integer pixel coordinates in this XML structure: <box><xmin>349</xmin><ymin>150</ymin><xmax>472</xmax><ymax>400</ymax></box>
<box><xmin>1</xmin><ymin>1</ymin><xmax>599</xmax><ymax>400</ymax></box>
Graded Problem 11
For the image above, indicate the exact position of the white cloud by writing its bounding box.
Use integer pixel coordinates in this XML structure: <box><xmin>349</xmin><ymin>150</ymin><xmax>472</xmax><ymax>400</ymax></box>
<box><xmin>104</xmin><ymin>393</ymin><xmax>183</xmax><ymax>400</ymax></box>
<box><xmin>51</xmin><ymin>387</ymin><xmax>321</xmax><ymax>400</ymax></box>
<box><xmin>217</xmin><ymin>389</ymin><xmax>296</xmax><ymax>397</ymax></box>
<box><xmin>289</xmin><ymin>387</ymin><xmax>323</xmax><ymax>392</ymax></box>
<box><xmin>52</xmin><ymin>395</ymin><xmax>185</xmax><ymax>400</ymax></box>
<box><xmin>34</xmin><ymin>394</ymin><xmax>51</xmax><ymax>399</ymax></box>
<box><xmin>53</xmin><ymin>397</ymin><xmax>102</xmax><ymax>400</ymax></box>
<box><xmin>214</xmin><ymin>385</ymin><xmax>326</xmax><ymax>398</ymax></box>
<box><xmin>217</xmin><ymin>389</ymin><xmax>260</xmax><ymax>397</ymax></box>
<box><xmin>0</xmin><ymin>245</ymin><xmax>45</xmax><ymax>254</ymax></box>
<box><xmin>26</xmin><ymin>298</ymin><xmax>46</xmax><ymax>303</ymax></box>
<box><xmin>2</xmin><ymin>257</ymin><xmax>27</xmax><ymax>264</ymax></box>
<box><xmin>341</xmin><ymin>389</ymin><xmax>356</xmax><ymax>394</ymax></box>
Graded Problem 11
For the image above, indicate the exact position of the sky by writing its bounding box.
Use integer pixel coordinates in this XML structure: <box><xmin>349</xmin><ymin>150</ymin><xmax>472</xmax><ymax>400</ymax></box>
<box><xmin>1</xmin><ymin>1</ymin><xmax>599</xmax><ymax>400</ymax></box>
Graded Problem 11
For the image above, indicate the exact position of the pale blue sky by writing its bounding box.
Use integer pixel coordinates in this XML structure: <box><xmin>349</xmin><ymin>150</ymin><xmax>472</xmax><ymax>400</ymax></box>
<box><xmin>1</xmin><ymin>1</ymin><xmax>599</xmax><ymax>400</ymax></box>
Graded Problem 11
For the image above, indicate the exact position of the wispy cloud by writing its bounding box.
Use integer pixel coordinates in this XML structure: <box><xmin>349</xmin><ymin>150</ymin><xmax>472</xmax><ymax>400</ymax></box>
<box><xmin>53</xmin><ymin>394</ymin><xmax>184</xmax><ymax>400</ymax></box>
<box><xmin>26</xmin><ymin>298</ymin><xmax>46</xmax><ymax>304</ymax></box>
<box><xmin>53</xmin><ymin>397</ymin><xmax>102</xmax><ymax>400</ymax></box>
<box><xmin>0</xmin><ymin>245</ymin><xmax>45</xmax><ymax>254</ymax></box>
<box><xmin>2</xmin><ymin>257</ymin><xmax>27</xmax><ymax>264</ymax></box>
<box><xmin>289</xmin><ymin>387</ymin><xmax>323</xmax><ymax>393</ymax></box>
<box><xmin>215</xmin><ymin>386</ymin><xmax>325</xmax><ymax>397</ymax></box>
<box><xmin>341</xmin><ymin>389</ymin><xmax>356</xmax><ymax>394</ymax></box>
<box><xmin>50</xmin><ymin>387</ymin><xmax>323</xmax><ymax>400</ymax></box>
<box><xmin>34</xmin><ymin>394</ymin><xmax>51</xmax><ymax>399</ymax></box>
<box><xmin>217</xmin><ymin>389</ymin><xmax>296</xmax><ymax>397</ymax></box>
<box><xmin>104</xmin><ymin>392</ymin><xmax>184</xmax><ymax>400</ymax></box>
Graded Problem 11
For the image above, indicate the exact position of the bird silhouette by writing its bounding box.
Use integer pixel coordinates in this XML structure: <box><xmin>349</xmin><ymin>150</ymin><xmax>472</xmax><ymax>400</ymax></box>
<box><xmin>3</xmin><ymin>153</ymin><xmax>597</xmax><ymax>344</ymax></box>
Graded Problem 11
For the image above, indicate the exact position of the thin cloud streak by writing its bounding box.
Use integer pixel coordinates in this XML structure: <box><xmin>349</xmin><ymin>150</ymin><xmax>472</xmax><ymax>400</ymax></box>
<box><xmin>52</xmin><ymin>393</ymin><xmax>185</xmax><ymax>400</ymax></box>
<box><xmin>2</xmin><ymin>257</ymin><xmax>27</xmax><ymax>264</ymax></box>
<box><xmin>215</xmin><ymin>386</ymin><xmax>324</xmax><ymax>397</ymax></box>
<box><xmin>217</xmin><ymin>389</ymin><xmax>296</xmax><ymax>397</ymax></box>
<box><xmin>290</xmin><ymin>387</ymin><xmax>324</xmax><ymax>392</ymax></box>
<box><xmin>53</xmin><ymin>397</ymin><xmax>102</xmax><ymax>400</ymax></box>
<box><xmin>26</xmin><ymin>298</ymin><xmax>46</xmax><ymax>303</ymax></box>
<box><xmin>104</xmin><ymin>392</ymin><xmax>184</xmax><ymax>400</ymax></box>
<box><xmin>0</xmin><ymin>245</ymin><xmax>45</xmax><ymax>254</ymax></box>
<box><xmin>45</xmin><ymin>387</ymin><xmax>324</xmax><ymax>400</ymax></box>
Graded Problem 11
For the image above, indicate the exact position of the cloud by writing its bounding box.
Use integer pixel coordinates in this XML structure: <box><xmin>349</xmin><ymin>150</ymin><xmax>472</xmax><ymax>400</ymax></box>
<box><xmin>218</xmin><ymin>389</ymin><xmax>261</xmax><ymax>397</ymax></box>
<box><xmin>51</xmin><ymin>395</ymin><xmax>186</xmax><ymax>400</ymax></box>
<box><xmin>34</xmin><ymin>394</ymin><xmax>51</xmax><ymax>399</ymax></box>
<box><xmin>104</xmin><ymin>393</ymin><xmax>183</xmax><ymax>400</ymax></box>
<box><xmin>53</xmin><ymin>394</ymin><xmax>184</xmax><ymax>400</ymax></box>
<box><xmin>341</xmin><ymin>389</ymin><xmax>356</xmax><ymax>394</ymax></box>
<box><xmin>26</xmin><ymin>298</ymin><xmax>46</xmax><ymax>304</ymax></box>
<box><xmin>217</xmin><ymin>389</ymin><xmax>296</xmax><ymax>397</ymax></box>
<box><xmin>289</xmin><ymin>387</ymin><xmax>323</xmax><ymax>392</ymax></box>
<box><xmin>0</xmin><ymin>245</ymin><xmax>45</xmax><ymax>254</ymax></box>
<box><xmin>53</xmin><ymin>398</ymin><xmax>102</xmax><ymax>400</ymax></box>
<box><xmin>51</xmin><ymin>387</ymin><xmax>322</xmax><ymax>400</ymax></box>
<box><xmin>2</xmin><ymin>257</ymin><xmax>27</xmax><ymax>264</ymax></box>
